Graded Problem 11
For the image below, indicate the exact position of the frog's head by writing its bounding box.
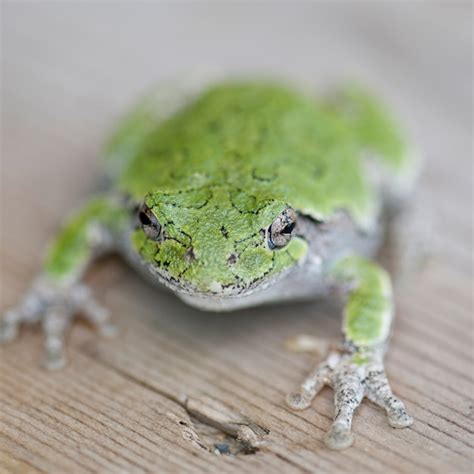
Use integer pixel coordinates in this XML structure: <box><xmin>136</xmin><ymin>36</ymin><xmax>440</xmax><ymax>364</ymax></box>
<box><xmin>130</xmin><ymin>185</ymin><xmax>308</xmax><ymax>300</ymax></box>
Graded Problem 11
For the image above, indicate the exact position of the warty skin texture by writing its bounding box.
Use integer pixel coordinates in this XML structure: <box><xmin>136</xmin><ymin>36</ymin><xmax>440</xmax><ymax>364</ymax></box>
<box><xmin>1</xmin><ymin>80</ymin><xmax>417</xmax><ymax>449</ymax></box>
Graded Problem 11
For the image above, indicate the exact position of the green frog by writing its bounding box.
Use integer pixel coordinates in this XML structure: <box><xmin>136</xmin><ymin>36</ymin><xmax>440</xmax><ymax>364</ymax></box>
<box><xmin>1</xmin><ymin>80</ymin><xmax>419</xmax><ymax>449</ymax></box>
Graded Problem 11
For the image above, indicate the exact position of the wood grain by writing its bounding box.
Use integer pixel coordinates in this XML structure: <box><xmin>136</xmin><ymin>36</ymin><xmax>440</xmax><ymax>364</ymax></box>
<box><xmin>1</xmin><ymin>2</ymin><xmax>473</xmax><ymax>473</ymax></box>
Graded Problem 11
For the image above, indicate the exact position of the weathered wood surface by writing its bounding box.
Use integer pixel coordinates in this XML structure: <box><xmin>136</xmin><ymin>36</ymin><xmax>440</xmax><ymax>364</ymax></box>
<box><xmin>1</xmin><ymin>3</ymin><xmax>473</xmax><ymax>473</ymax></box>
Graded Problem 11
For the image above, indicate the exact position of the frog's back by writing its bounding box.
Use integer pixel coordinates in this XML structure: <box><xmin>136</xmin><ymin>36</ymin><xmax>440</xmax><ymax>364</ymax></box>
<box><xmin>105</xmin><ymin>81</ymin><xmax>416</xmax><ymax>229</ymax></box>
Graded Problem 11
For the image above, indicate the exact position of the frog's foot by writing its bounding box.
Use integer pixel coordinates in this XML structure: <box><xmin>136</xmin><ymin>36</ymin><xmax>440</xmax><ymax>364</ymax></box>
<box><xmin>1</xmin><ymin>277</ymin><xmax>116</xmax><ymax>370</ymax></box>
<box><xmin>286</xmin><ymin>347</ymin><xmax>413</xmax><ymax>449</ymax></box>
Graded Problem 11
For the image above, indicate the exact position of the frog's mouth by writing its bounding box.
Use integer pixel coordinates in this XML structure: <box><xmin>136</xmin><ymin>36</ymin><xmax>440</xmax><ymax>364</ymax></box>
<box><xmin>136</xmin><ymin>254</ymin><xmax>301</xmax><ymax>310</ymax></box>
<box><xmin>168</xmin><ymin>268</ymin><xmax>297</xmax><ymax>312</ymax></box>
<box><xmin>149</xmin><ymin>262</ymin><xmax>290</xmax><ymax>298</ymax></box>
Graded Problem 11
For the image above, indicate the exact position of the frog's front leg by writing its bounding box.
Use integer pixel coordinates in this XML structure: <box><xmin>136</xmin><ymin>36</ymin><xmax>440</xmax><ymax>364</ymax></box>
<box><xmin>286</xmin><ymin>256</ymin><xmax>413</xmax><ymax>449</ymax></box>
<box><xmin>1</xmin><ymin>196</ymin><xmax>128</xmax><ymax>369</ymax></box>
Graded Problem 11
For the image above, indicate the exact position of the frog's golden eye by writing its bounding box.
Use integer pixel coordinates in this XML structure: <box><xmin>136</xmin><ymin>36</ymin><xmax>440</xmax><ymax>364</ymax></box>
<box><xmin>138</xmin><ymin>203</ymin><xmax>162</xmax><ymax>241</ymax></box>
<box><xmin>267</xmin><ymin>207</ymin><xmax>297</xmax><ymax>249</ymax></box>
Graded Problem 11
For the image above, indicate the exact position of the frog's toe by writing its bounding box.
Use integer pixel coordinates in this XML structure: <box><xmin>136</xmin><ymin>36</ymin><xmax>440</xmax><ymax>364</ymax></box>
<box><xmin>365</xmin><ymin>369</ymin><xmax>413</xmax><ymax>429</ymax></box>
<box><xmin>323</xmin><ymin>425</ymin><xmax>354</xmax><ymax>450</ymax></box>
<box><xmin>387</xmin><ymin>403</ymin><xmax>414</xmax><ymax>428</ymax></box>
<box><xmin>41</xmin><ymin>304</ymin><xmax>73</xmax><ymax>370</ymax></box>
<box><xmin>0</xmin><ymin>312</ymin><xmax>19</xmax><ymax>342</ymax></box>
<box><xmin>1</xmin><ymin>293</ymin><xmax>43</xmax><ymax>343</ymax></box>
<box><xmin>44</xmin><ymin>339</ymin><xmax>67</xmax><ymax>370</ymax></box>
<box><xmin>285</xmin><ymin>358</ymin><xmax>332</xmax><ymax>411</ymax></box>
<box><xmin>77</xmin><ymin>288</ymin><xmax>117</xmax><ymax>337</ymax></box>
<box><xmin>286</xmin><ymin>390</ymin><xmax>314</xmax><ymax>410</ymax></box>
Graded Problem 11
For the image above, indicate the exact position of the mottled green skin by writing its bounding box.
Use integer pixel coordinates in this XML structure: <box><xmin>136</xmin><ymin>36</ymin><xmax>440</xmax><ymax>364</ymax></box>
<box><xmin>110</xmin><ymin>83</ymin><xmax>410</xmax><ymax>224</ymax></box>
<box><xmin>132</xmin><ymin>188</ymin><xmax>308</xmax><ymax>292</ymax></box>
<box><xmin>331</xmin><ymin>255</ymin><xmax>392</xmax><ymax>348</ymax></box>
<box><xmin>103</xmin><ymin>82</ymin><xmax>411</xmax><ymax>295</ymax></box>
<box><xmin>326</xmin><ymin>86</ymin><xmax>409</xmax><ymax>172</ymax></box>
<box><xmin>45</xmin><ymin>197</ymin><xmax>128</xmax><ymax>283</ymax></box>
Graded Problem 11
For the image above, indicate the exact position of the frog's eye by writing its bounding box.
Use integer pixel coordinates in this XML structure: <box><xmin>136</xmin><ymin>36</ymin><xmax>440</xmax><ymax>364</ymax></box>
<box><xmin>267</xmin><ymin>207</ymin><xmax>297</xmax><ymax>249</ymax></box>
<box><xmin>138</xmin><ymin>203</ymin><xmax>162</xmax><ymax>241</ymax></box>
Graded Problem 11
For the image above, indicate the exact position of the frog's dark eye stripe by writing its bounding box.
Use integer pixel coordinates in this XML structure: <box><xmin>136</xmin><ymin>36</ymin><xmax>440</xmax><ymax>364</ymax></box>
<box><xmin>138</xmin><ymin>203</ymin><xmax>162</xmax><ymax>241</ymax></box>
<box><xmin>267</xmin><ymin>207</ymin><xmax>297</xmax><ymax>250</ymax></box>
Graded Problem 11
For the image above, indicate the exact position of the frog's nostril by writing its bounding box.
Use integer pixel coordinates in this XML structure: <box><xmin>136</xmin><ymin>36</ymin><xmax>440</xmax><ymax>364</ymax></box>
<box><xmin>227</xmin><ymin>253</ymin><xmax>238</xmax><ymax>264</ymax></box>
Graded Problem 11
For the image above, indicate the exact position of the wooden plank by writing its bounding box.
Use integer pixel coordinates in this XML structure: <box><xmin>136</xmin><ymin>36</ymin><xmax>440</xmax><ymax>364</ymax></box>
<box><xmin>1</xmin><ymin>2</ymin><xmax>473</xmax><ymax>473</ymax></box>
